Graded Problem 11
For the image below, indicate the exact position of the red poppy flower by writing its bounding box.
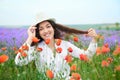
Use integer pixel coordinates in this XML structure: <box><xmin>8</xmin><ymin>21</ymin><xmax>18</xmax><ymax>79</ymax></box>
<box><xmin>106</xmin><ymin>57</ymin><xmax>113</xmax><ymax>64</ymax></box>
<box><xmin>114</xmin><ymin>65</ymin><xmax>120</xmax><ymax>71</ymax></box>
<box><xmin>22</xmin><ymin>45</ymin><xmax>29</xmax><ymax>50</ymax></box>
<box><xmin>1</xmin><ymin>47</ymin><xmax>7</xmax><ymax>51</ymax></box>
<box><xmin>36</xmin><ymin>47</ymin><xmax>43</xmax><ymax>52</ymax></box>
<box><xmin>101</xmin><ymin>43</ymin><xmax>110</xmax><ymax>53</ymax></box>
<box><xmin>113</xmin><ymin>50</ymin><xmax>119</xmax><ymax>55</ymax></box>
<box><xmin>70</xmin><ymin>64</ymin><xmax>77</xmax><ymax>71</ymax></box>
<box><xmin>32</xmin><ymin>37</ymin><xmax>39</xmax><ymax>43</ymax></box>
<box><xmin>65</xmin><ymin>55</ymin><xmax>72</xmax><ymax>63</ymax></box>
<box><xmin>46</xmin><ymin>70</ymin><xmax>54</xmax><ymax>79</ymax></box>
<box><xmin>15</xmin><ymin>49</ymin><xmax>23</xmax><ymax>54</ymax></box>
<box><xmin>70</xmin><ymin>72</ymin><xmax>81</xmax><ymax>80</ymax></box>
<box><xmin>55</xmin><ymin>39</ymin><xmax>62</xmax><ymax>46</ymax></box>
<box><xmin>0</xmin><ymin>54</ymin><xmax>9</xmax><ymax>63</ymax></box>
<box><xmin>56</xmin><ymin>47</ymin><xmax>62</xmax><ymax>53</ymax></box>
<box><xmin>113</xmin><ymin>46</ymin><xmax>120</xmax><ymax>56</ymax></box>
<box><xmin>21</xmin><ymin>52</ymin><xmax>27</xmax><ymax>57</ymax></box>
<box><xmin>73</xmin><ymin>36</ymin><xmax>79</xmax><ymax>42</ymax></box>
<box><xmin>96</xmin><ymin>47</ymin><xmax>102</xmax><ymax>56</ymax></box>
<box><xmin>13</xmin><ymin>46</ymin><xmax>17</xmax><ymax>51</ymax></box>
<box><xmin>79</xmin><ymin>54</ymin><xmax>89</xmax><ymax>62</ymax></box>
<box><xmin>101</xmin><ymin>60</ymin><xmax>109</xmax><ymax>67</ymax></box>
<box><xmin>68</xmin><ymin>47</ymin><xmax>73</xmax><ymax>52</ymax></box>
<box><xmin>45</xmin><ymin>39</ymin><xmax>50</xmax><ymax>44</ymax></box>
<box><xmin>18</xmin><ymin>49</ymin><xmax>23</xmax><ymax>53</ymax></box>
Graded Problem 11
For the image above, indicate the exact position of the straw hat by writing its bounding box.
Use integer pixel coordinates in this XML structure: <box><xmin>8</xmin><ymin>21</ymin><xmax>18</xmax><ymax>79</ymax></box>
<box><xmin>34</xmin><ymin>12</ymin><xmax>56</xmax><ymax>25</ymax></box>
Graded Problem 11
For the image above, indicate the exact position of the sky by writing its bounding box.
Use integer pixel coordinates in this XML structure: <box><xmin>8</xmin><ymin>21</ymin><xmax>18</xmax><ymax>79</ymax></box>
<box><xmin>0</xmin><ymin>0</ymin><xmax>120</xmax><ymax>26</ymax></box>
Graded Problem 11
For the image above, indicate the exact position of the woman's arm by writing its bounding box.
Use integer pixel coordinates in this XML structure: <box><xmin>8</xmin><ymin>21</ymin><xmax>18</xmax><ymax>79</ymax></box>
<box><xmin>15</xmin><ymin>26</ymin><xmax>37</xmax><ymax>66</ymax></box>
<box><xmin>66</xmin><ymin>41</ymin><xmax>97</xmax><ymax>58</ymax></box>
<box><xmin>15</xmin><ymin>43</ymin><xmax>36</xmax><ymax>66</ymax></box>
<box><xmin>66</xmin><ymin>28</ymin><xmax>98</xmax><ymax>58</ymax></box>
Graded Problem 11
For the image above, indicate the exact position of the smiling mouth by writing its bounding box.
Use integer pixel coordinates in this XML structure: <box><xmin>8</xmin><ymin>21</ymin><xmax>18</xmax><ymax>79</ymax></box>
<box><xmin>44</xmin><ymin>34</ymin><xmax>50</xmax><ymax>37</ymax></box>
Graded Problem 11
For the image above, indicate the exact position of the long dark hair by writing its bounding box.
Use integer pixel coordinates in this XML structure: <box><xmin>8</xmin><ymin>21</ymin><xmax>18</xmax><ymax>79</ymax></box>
<box><xmin>31</xmin><ymin>20</ymin><xmax>88</xmax><ymax>46</ymax></box>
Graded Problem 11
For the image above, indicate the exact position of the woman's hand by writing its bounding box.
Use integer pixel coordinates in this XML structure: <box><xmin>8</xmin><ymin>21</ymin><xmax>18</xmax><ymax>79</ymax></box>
<box><xmin>26</xmin><ymin>25</ymin><xmax>37</xmax><ymax>45</ymax></box>
<box><xmin>86</xmin><ymin>28</ymin><xmax>98</xmax><ymax>42</ymax></box>
<box><xmin>27</xmin><ymin>25</ymin><xmax>36</xmax><ymax>38</ymax></box>
<box><xmin>87</xmin><ymin>28</ymin><xmax>97</xmax><ymax>38</ymax></box>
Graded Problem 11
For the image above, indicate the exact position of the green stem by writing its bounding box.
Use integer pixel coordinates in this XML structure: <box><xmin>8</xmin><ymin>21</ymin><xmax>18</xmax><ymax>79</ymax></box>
<box><xmin>90</xmin><ymin>60</ymin><xmax>100</xmax><ymax>79</ymax></box>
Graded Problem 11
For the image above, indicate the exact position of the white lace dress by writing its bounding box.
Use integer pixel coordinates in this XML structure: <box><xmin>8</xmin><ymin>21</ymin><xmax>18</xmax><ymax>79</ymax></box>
<box><xmin>15</xmin><ymin>40</ymin><xmax>97</xmax><ymax>79</ymax></box>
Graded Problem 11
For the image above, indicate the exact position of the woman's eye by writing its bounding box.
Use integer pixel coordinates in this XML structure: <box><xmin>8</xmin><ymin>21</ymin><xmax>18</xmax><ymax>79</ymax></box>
<box><xmin>47</xmin><ymin>26</ymin><xmax>51</xmax><ymax>28</ymax></box>
<box><xmin>39</xmin><ymin>28</ymin><xmax>43</xmax><ymax>31</ymax></box>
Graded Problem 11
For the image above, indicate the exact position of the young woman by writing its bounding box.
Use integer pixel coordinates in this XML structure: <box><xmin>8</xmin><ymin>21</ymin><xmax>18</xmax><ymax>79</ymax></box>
<box><xmin>15</xmin><ymin>14</ymin><xmax>97</xmax><ymax>79</ymax></box>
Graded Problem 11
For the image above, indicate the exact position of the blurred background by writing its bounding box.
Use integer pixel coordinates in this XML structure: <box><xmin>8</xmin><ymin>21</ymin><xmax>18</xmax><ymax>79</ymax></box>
<box><xmin>0</xmin><ymin>0</ymin><xmax>120</xmax><ymax>47</ymax></box>
<box><xmin>0</xmin><ymin>0</ymin><xmax>120</xmax><ymax>26</ymax></box>
<box><xmin>0</xmin><ymin>1</ymin><xmax>120</xmax><ymax>80</ymax></box>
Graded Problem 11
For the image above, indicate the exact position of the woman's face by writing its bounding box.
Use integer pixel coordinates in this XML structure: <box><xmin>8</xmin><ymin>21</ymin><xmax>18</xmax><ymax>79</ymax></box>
<box><xmin>39</xmin><ymin>21</ymin><xmax>54</xmax><ymax>40</ymax></box>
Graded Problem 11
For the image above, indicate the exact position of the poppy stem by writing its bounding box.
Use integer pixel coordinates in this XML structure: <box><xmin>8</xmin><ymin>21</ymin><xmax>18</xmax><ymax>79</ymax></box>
<box><xmin>90</xmin><ymin>60</ymin><xmax>100</xmax><ymax>79</ymax></box>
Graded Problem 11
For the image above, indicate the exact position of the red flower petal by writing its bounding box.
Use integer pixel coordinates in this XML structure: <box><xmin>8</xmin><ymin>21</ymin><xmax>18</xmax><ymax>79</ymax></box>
<box><xmin>79</xmin><ymin>54</ymin><xmax>89</xmax><ymax>61</ymax></box>
<box><xmin>36</xmin><ymin>47</ymin><xmax>43</xmax><ymax>52</ymax></box>
<box><xmin>46</xmin><ymin>70</ymin><xmax>54</xmax><ymax>79</ymax></box>
<box><xmin>0</xmin><ymin>54</ymin><xmax>9</xmax><ymax>63</ymax></box>
<box><xmin>32</xmin><ymin>37</ymin><xmax>39</xmax><ymax>43</ymax></box>
<box><xmin>56</xmin><ymin>47</ymin><xmax>62</xmax><ymax>53</ymax></box>
<box><xmin>45</xmin><ymin>39</ymin><xmax>50</xmax><ymax>44</ymax></box>
<box><xmin>55</xmin><ymin>39</ymin><xmax>62</xmax><ymax>46</ymax></box>
<box><xmin>65</xmin><ymin>55</ymin><xmax>72</xmax><ymax>63</ymax></box>
<box><xmin>68</xmin><ymin>47</ymin><xmax>73</xmax><ymax>52</ymax></box>
<box><xmin>73</xmin><ymin>36</ymin><xmax>79</xmax><ymax>42</ymax></box>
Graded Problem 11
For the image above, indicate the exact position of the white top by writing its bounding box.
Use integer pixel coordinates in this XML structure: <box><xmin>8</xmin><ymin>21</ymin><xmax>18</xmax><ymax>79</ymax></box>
<box><xmin>15</xmin><ymin>40</ymin><xmax>97</xmax><ymax>79</ymax></box>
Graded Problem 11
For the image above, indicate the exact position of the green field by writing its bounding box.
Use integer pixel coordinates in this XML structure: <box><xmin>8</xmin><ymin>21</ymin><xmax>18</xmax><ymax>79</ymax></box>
<box><xmin>67</xmin><ymin>23</ymin><xmax>120</xmax><ymax>30</ymax></box>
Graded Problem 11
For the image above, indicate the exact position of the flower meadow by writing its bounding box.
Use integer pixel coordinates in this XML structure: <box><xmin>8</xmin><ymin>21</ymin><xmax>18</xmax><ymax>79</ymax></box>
<box><xmin>0</xmin><ymin>25</ymin><xmax>120</xmax><ymax>80</ymax></box>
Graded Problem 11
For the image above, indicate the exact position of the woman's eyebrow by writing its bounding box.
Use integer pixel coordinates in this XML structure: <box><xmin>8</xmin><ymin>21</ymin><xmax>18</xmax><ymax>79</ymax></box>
<box><xmin>39</xmin><ymin>26</ymin><xmax>43</xmax><ymax>28</ymax></box>
<box><xmin>46</xmin><ymin>23</ymin><xmax>50</xmax><ymax>26</ymax></box>
<box><xmin>39</xmin><ymin>23</ymin><xmax>50</xmax><ymax>28</ymax></box>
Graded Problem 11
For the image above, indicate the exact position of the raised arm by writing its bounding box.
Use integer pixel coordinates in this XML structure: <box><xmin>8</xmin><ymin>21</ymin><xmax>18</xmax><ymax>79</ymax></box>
<box><xmin>66</xmin><ymin>28</ymin><xmax>97</xmax><ymax>58</ymax></box>
<box><xmin>15</xmin><ymin>26</ymin><xmax>37</xmax><ymax>66</ymax></box>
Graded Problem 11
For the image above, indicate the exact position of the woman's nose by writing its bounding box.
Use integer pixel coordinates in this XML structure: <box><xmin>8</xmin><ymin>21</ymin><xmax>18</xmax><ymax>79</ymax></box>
<box><xmin>43</xmin><ymin>28</ymin><xmax>48</xmax><ymax>33</ymax></box>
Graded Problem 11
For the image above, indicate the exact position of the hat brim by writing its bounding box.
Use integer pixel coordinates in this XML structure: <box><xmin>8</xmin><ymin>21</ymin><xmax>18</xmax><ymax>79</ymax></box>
<box><xmin>35</xmin><ymin>18</ymin><xmax>56</xmax><ymax>25</ymax></box>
